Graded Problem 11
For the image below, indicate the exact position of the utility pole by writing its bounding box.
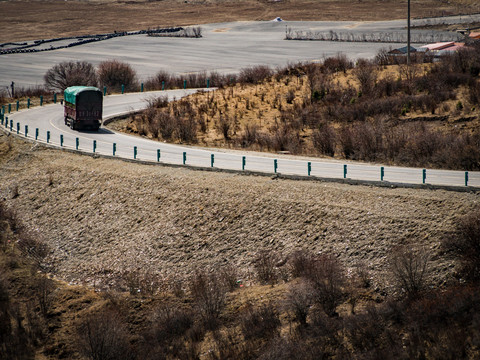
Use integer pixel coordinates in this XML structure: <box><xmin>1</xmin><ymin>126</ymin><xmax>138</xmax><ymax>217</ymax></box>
<box><xmin>407</xmin><ymin>0</ymin><xmax>411</xmax><ymax>66</ymax></box>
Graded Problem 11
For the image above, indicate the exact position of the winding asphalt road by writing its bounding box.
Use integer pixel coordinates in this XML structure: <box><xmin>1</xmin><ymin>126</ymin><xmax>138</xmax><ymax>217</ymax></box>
<box><xmin>2</xmin><ymin>90</ymin><xmax>479</xmax><ymax>189</ymax></box>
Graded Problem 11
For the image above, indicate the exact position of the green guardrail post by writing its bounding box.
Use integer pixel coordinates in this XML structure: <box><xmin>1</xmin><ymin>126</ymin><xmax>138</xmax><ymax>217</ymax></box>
<box><xmin>183</xmin><ymin>80</ymin><xmax>187</xmax><ymax>89</ymax></box>
<box><xmin>343</xmin><ymin>164</ymin><xmax>347</xmax><ymax>179</ymax></box>
<box><xmin>141</xmin><ymin>83</ymin><xmax>144</xmax><ymax>92</ymax></box>
<box><xmin>103</xmin><ymin>86</ymin><xmax>107</xmax><ymax>96</ymax></box>
<box><xmin>113</xmin><ymin>143</ymin><xmax>116</xmax><ymax>156</ymax></box>
<box><xmin>53</xmin><ymin>93</ymin><xmax>57</xmax><ymax>104</ymax></box>
<box><xmin>4</xmin><ymin>116</ymin><xmax>7</xmax><ymax>128</ymax></box>
<box><xmin>207</xmin><ymin>79</ymin><xmax>210</xmax><ymax>88</ymax></box>
<box><xmin>157</xmin><ymin>149</ymin><xmax>161</xmax><ymax>162</ymax></box>
<box><xmin>46</xmin><ymin>131</ymin><xmax>50</xmax><ymax>143</ymax></box>
<box><xmin>40</xmin><ymin>95</ymin><xmax>43</xmax><ymax>106</ymax></box>
<box><xmin>16</xmin><ymin>101</ymin><xmax>19</xmax><ymax>111</ymax></box>
<box><xmin>35</xmin><ymin>128</ymin><xmax>39</xmax><ymax>140</ymax></box>
<box><xmin>93</xmin><ymin>140</ymin><xmax>97</xmax><ymax>153</ymax></box>
<box><xmin>9</xmin><ymin>119</ymin><xmax>13</xmax><ymax>131</ymax></box>
<box><xmin>274</xmin><ymin>159</ymin><xmax>278</xmax><ymax>173</ymax></box>
<box><xmin>381</xmin><ymin>166</ymin><xmax>385</xmax><ymax>181</ymax></box>
<box><xmin>242</xmin><ymin>156</ymin><xmax>246</xmax><ymax>170</ymax></box>
<box><xmin>134</xmin><ymin>146</ymin><xmax>137</xmax><ymax>159</ymax></box>
<box><xmin>465</xmin><ymin>171</ymin><xmax>469</xmax><ymax>187</ymax></box>
<box><xmin>307</xmin><ymin>162</ymin><xmax>311</xmax><ymax>176</ymax></box>
<box><xmin>211</xmin><ymin>154</ymin><xmax>214</xmax><ymax>167</ymax></box>
<box><xmin>8</xmin><ymin>104</ymin><xmax>11</xmax><ymax>113</ymax></box>
<box><xmin>162</xmin><ymin>81</ymin><xmax>165</xmax><ymax>91</ymax></box>
<box><xmin>121</xmin><ymin>84</ymin><xmax>125</xmax><ymax>94</ymax></box>
<box><xmin>0</xmin><ymin>114</ymin><xmax>3</xmax><ymax>125</ymax></box>
<box><xmin>422</xmin><ymin>169</ymin><xmax>426</xmax><ymax>184</ymax></box>
<box><xmin>1</xmin><ymin>105</ymin><xmax>4</xmax><ymax>114</ymax></box>
<box><xmin>27</xmin><ymin>98</ymin><xmax>30</xmax><ymax>109</ymax></box>
<box><xmin>24</xmin><ymin>125</ymin><xmax>28</xmax><ymax>137</ymax></box>
<box><xmin>76</xmin><ymin>137</ymin><xmax>79</xmax><ymax>150</ymax></box>
<box><xmin>183</xmin><ymin>151</ymin><xmax>186</xmax><ymax>165</ymax></box>
<box><xmin>60</xmin><ymin>134</ymin><xmax>64</xmax><ymax>147</ymax></box>
<box><xmin>16</xmin><ymin>122</ymin><xmax>19</xmax><ymax>134</ymax></box>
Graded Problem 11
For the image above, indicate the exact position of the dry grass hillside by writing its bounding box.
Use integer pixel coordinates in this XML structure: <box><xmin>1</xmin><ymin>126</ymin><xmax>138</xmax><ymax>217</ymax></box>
<box><xmin>2</xmin><ymin>0</ymin><xmax>480</xmax><ymax>42</ymax></box>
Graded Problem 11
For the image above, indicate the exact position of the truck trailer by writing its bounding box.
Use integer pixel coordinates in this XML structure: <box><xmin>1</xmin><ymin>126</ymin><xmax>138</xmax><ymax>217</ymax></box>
<box><xmin>64</xmin><ymin>86</ymin><xmax>103</xmax><ymax>130</ymax></box>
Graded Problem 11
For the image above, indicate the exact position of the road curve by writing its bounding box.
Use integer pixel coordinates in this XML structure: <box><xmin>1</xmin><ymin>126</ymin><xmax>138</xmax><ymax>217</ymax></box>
<box><xmin>2</xmin><ymin>90</ymin><xmax>480</xmax><ymax>189</ymax></box>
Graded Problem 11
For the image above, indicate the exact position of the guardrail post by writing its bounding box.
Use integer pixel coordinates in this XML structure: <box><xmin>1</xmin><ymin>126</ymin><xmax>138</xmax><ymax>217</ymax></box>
<box><xmin>16</xmin><ymin>122</ymin><xmax>19</xmax><ymax>134</ymax></box>
<box><xmin>27</xmin><ymin>98</ymin><xmax>30</xmax><ymax>109</ymax></box>
<box><xmin>134</xmin><ymin>146</ymin><xmax>137</xmax><ymax>159</ymax></box>
<box><xmin>76</xmin><ymin>137</ymin><xmax>79</xmax><ymax>150</ymax></box>
<box><xmin>162</xmin><ymin>81</ymin><xmax>165</xmax><ymax>91</ymax></box>
<box><xmin>343</xmin><ymin>164</ymin><xmax>347</xmax><ymax>179</ymax></box>
<box><xmin>53</xmin><ymin>93</ymin><xmax>57</xmax><ymax>104</ymax></box>
<box><xmin>121</xmin><ymin>84</ymin><xmax>125</xmax><ymax>94</ymax></box>
<box><xmin>422</xmin><ymin>169</ymin><xmax>426</xmax><ymax>184</ymax></box>
<box><xmin>157</xmin><ymin>149</ymin><xmax>160</xmax><ymax>162</ymax></box>
<box><xmin>183</xmin><ymin>80</ymin><xmax>187</xmax><ymax>89</ymax></box>
<box><xmin>16</xmin><ymin>101</ymin><xmax>19</xmax><ymax>111</ymax></box>
<box><xmin>381</xmin><ymin>166</ymin><xmax>385</xmax><ymax>181</ymax></box>
<box><xmin>9</xmin><ymin>119</ymin><xmax>13</xmax><ymax>131</ymax></box>
<box><xmin>465</xmin><ymin>171</ymin><xmax>469</xmax><ymax>187</ymax></box>
<box><xmin>8</xmin><ymin>104</ymin><xmax>11</xmax><ymax>113</ymax></box>
<box><xmin>40</xmin><ymin>95</ymin><xmax>43</xmax><ymax>106</ymax></box>
<box><xmin>4</xmin><ymin>116</ymin><xmax>7</xmax><ymax>128</ymax></box>
<box><xmin>1</xmin><ymin>105</ymin><xmax>4</xmax><ymax>114</ymax></box>
<box><xmin>0</xmin><ymin>113</ymin><xmax>3</xmax><ymax>125</ymax></box>
<box><xmin>113</xmin><ymin>143</ymin><xmax>116</xmax><ymax>156</ymax></box>
<box><xmin>103</xmin><ymin>86</ymin><xmax>107</xmax><ymax>96</ymax></box>
<box><xmin>35</xmin><ymin>128</ymin><xmax>39</xmax><ymax>140</ymax></box>
<box><xmin>60</xmin><ymin>134</ymin><xmax>64</xmax><ymax>146</ymax></box>
<box><xmin>274</xmin><ymin>159</ymin><xmax>278</xmax><ymax>173</ymax></box>
<box><xmin>93</xmin><ymin>140</ymin><xmax>97</xmax><ymax>153</ymax></box>
<box><xmin>207</xmin><ymin>79</ymin><xmax>210</xmax><ymax>88</ymax></box>
<box><xmin>183</xmin><ymin>152</ymin><xmax>186</xmax><ymax>165</ymax></box>
<box><xmin>141</xmin><ymin>83</ymin><xmax>144</xmax><ymax>92</ymax></box>
<box><xmin>308</xmin><ymin>162</ymin><xmax>311</xmax><ymax>176</ymax></box>
<box><xmin>242</xmin><ymin>156</ymin><xmax>246</xmax><ymax>170</ymax></box>
<box><xmin>46</xmin><ymin>131</ymin><xmax>50</xmax><ymax>143</ymax></box>
<box><xmin>211</xmin><ymin>154</ymin><xmax>214</xmax><ymax>167</ymax></box>
<box><xmin>24</xmin><ymin>125</ymin><xmax>28</xmax><ymax>137</ymax></box>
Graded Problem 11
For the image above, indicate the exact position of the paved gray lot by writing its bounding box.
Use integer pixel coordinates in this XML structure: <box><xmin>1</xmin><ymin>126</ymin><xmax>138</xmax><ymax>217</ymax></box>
<box><xmin>0</xmin><ymin>20</ymin><xmax>404</xmax><ymax>89</ymax></box>
<box><xmin>3</xmin><ymin>15</ymin><xmax>480</xmax><ymax>89</ymax></box>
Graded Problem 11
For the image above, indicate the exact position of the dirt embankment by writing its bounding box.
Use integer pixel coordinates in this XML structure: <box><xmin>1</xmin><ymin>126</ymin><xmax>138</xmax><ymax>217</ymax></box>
<box><xmin>0</xmin><ymin>132</ymin><xmax>478</xmax><ymax>292</ymax></box>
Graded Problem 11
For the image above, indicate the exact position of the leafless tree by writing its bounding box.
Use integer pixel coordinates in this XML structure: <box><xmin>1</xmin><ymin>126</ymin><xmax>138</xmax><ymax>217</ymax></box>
<box><xmin>44</xmin><ymin>61</ymin><xmax>97</xmax><ymax>91</ymax></box>
<box><xmin>389</xmin><ymin>246</ymin><xmax>430</xmax><ymax>299</ymax></box>
<box><xmin>97</xmin><ymin>60</ymin><xmax>138</xmax><ymax>93</ymax></box>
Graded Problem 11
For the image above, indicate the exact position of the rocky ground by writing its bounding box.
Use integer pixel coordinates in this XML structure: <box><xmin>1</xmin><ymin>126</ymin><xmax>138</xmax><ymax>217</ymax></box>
<box><xmin>1</xmin><ymin>131</ymin><xmax>478</xmax><ymax>294</ymax></box>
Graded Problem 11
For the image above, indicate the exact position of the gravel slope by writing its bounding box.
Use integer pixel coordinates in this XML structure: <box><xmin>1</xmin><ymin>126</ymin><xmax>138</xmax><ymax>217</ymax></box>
<box><xmin>1</xmin><ymin>133</ymin><xmax>478</xmax><ymax>292</ymax></box>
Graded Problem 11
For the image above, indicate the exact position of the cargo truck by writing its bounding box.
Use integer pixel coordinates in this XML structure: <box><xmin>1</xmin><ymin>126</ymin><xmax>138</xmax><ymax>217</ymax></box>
<box><xmin>64</xmin><ymin>86</ymin><xmax>102</xmax><ymax>130</ymax></box>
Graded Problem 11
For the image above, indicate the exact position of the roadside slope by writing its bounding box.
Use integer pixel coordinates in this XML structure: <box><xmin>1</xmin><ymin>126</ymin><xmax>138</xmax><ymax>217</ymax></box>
<box><xmin>0</xmin><ymin>133</ymin><xmax>477</xmax><ymax>291</ymax></box>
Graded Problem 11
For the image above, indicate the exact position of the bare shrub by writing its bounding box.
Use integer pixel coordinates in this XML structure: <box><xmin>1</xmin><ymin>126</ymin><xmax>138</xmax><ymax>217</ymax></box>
<box><xmin>323</xmin><ymin>54</ymin><xmax>353</xmax><ymax>73</ymax></box>
<box><xmin>238</xmin><ymin>65</ymin><xmax>273</xmax><ymax>84</ymax></box>
<box><xmin>353</xmin><ymin>59</ymin><xmax>377</xmax><ymax>95</ymax></box>
<box><xmin>312</xmin><ymin>122</ymin><xmax>336</xmax><ymax>156</ymax></box>
<box><xmin>188</xmin><ymin>270</ymin><xmax>226</xmax><ymax>330</ymax></box>
<box><xmin>389</xmin><ymin>246</ymin><xmax>430</xmax><ymax>299</ymax></box>
<box><xmin>219</xmin><ymin>264</ymin><xmax>239</xmax><ymax>292</ymax></box>
<box><xmin>240</xmin><ymin>302</ymin><xmax>281</xmax><ymax>340</ymax></box>
<box><xmin>44</xmin><ymin>61</ymin><xmax>97</xmax><ymax>91</ymax></box>
<box><xmin>121</xmin><ymin>268</ymin><xmax>162</xmax><ymax>296</ymax></box>
<box><xmin>156</xmin><ymin>111</ymin><xmax>176</xmax><ymax>140</ymax></box>
<box><xmin>304</xmin><ymin>254</ymin><xmax>346</xmax><ymax>317</ymax></box>
<box><xmin>98</xmin><ymin>60</ymin><xmax>138</xmax><ymax>93</ymax></box>
<box><xmin>239</xmin><ymin>123</ymin><xmax>260</xmax><ymax>148</ymax></box>
<box><xmin>216</xmin><ymin>114</ymin><xmax>233</xmax><ymax>140</ymax></box>
<box><xmin>285</xmin><ymin>280</ymin><xmax>312</xmax><ymax>326</ymax></box>
<box><xmin>254</xmin><ymin>250</ymin><xmax>279</xmax><ymax>285</ymax></box>
<box><xmin>33</xmin><ymin>276</ymin><xmax>55</xmax><ymax>317</ymax></box>
<box><xmin>151</xmin><ymin>304</ymin><xmax>193</xmax><ymax>344</ymax></box>
<box><xmin>444</xmin><ymin>210</ymin><xmax>480</xmax><ymax>282</ymax></box>
<box><xmin>77</xmin><ymin>310</ymin><xmax>135</xmax><ymax>360</ymax></box>
<box><xmin>289</xmin><ymin>249</ymin><xmax>315</xmax><ymax>278</ymax></box>
<box><xmin>176</xmin><ymin>116</ymin><xmax>197</xmax><ymax>143</ymax></box>
<box><xmin>16</xmin><ymin>228</ymin><xmax>49</xmax><ymax>269</ymax></box>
